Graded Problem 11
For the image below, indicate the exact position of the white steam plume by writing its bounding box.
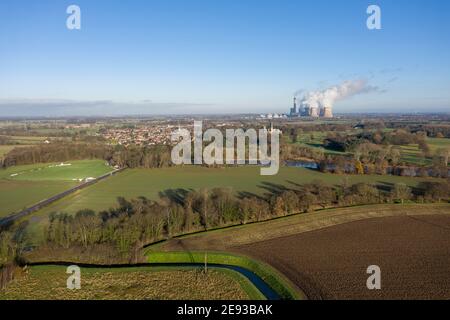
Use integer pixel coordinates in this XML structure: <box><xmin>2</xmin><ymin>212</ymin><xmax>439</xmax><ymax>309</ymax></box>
<box><xmin>296</xmin><ymin>79</ymin><xmax>377</xmax><ymax>111</ymax></box>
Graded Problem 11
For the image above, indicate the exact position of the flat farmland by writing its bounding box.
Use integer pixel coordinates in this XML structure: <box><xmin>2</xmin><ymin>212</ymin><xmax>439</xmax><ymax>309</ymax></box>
<box><xmin>0</xmin><ymin>160</ymin><xmax>112</xmax><ymax>181</ymax></box>
<box><xmin>29</xmin><ymin>166</ymin><xmax>444</xmax><ymax>216</ymax></box>
<box><xmin>400</xmin><ymin>137</ymin><xmax>450</xmax><ymax>166</ymax></box>
<box><xmin>0</xmin><ymin>160</ymin><xmax>113</xmax><ymax>217</ymax></box>
<box><xmin>428</xmin><ymin>137</ymin><xmax>450</xmax><ymax>149</ymax></box>
<box><xmin>236</xmin><ymin>215</ymin><xmax>450</xmax><ymax>299</ymax></box>
<box><xmin>5</xmin><ymin>136</ymin><xmax>47</xmax><ymax>145</ymax></box>
<box><xmin>0</xmin><ymin>180</ymin><xmax>77</xmax><ymax>217</ymax></box>
<box><xmin>284</xmin><ymin>131</ymin><xmax>350</xmax><ymax>155</ymax></box>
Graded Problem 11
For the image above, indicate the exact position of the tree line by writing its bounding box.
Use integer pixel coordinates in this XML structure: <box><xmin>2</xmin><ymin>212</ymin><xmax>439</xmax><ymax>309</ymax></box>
<box><xmin>0</xmin><ymin>221</ymin><xmax>27</xmax><ymax>288</ymax></box>
<box><xmin>36</xmin><ymin>180</ymin><xmax>450</xmax><ymax>263</ymax></box>
<box><xmin>0</xmin><ymin>142</ymin><xmax>173</xmax><ymax>169</ymax></box>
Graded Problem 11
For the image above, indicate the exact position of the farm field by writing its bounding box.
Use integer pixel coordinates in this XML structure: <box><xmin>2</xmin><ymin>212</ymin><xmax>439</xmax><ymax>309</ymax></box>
<box><xmin>0</xmin><ymin>160</ymin><xmax>113</xmax><ymax>217</ymax></box>
<box><xmin>400</xmin><ymin>137</ymin><xmax>450</xmax><ymax>166</ymax></box>
<box><xmin>152</xmin><ymin>204</ymin><xmax>450</xmax><ymax>300</ymax></box>
<box><xmin>285</xmin><ymin>131</ymin><xmax>349</xmax><ymax>155</ymax></box>
<box><xmin>0</xmin><ymin>265</ymin><xmax>252</xmax><ymax>300</ymax></box>
<box><xmin>28</xmin><ymin>166</ymin><xmax>444</xmax><ymax>217</ymax></box>
<box><xmin>428</xmin><ymin>137</ymin><xmax>450</xmax><ymax>149</ymax></box>
<box><xmin>400</xmin><ymin>145</ymin><xmax>430</xmax><ymax>165</ymax></box>
<box><xmin>0</xmin><ymin>180</ymin><xmax>77</xmax><ymax>217</ymax></box>
<box><xmin>236</xmin><ymin>215</ymin><xmax>450</xmax><ymax>299</ymax></box>
<box><xmin>4</xmin><ymin>136</ymin><xmax>47</xmax><ymax>145</ymax></box>
<box><xmin>0</xmin><ymin>160</ymin><xmax>112</xmax><ymax>181</ymax></box>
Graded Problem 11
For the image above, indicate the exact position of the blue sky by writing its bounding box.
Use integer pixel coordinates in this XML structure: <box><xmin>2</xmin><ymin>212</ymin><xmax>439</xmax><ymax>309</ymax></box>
<box><xmin>0</xmin><ymin>0</ymin><xmax>449</xmax><ymax>116</ymax></box>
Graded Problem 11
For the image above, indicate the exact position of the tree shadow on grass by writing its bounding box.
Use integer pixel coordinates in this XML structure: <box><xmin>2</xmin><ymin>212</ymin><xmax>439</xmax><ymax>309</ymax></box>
<box><xmin>376</xmin><ymin>181</ymin><xmax>421</xmax><ymax>195</ymax></box>
<box><xmin>258</xmin><ymin>181</ymin><xmax>291</xmax><ymax>196</ymax></box>
<box><xmin>286</xmin><ymin>180</ymin><xmax>307</xmax><ymax>190</ymax></box>
<box><xmin>236</xmin><ymin>191</ymin><xmax>266</xmax><ymax>201</ymax></box>
<box><xmin>376</xmin><ymin>181</ymin><xmax>394</xmax><ymax>193</ymax></box>
<box><xmin>158</xmin><ymin>188</ymin><xmax>193</xmax><ymax>206</ymax></box>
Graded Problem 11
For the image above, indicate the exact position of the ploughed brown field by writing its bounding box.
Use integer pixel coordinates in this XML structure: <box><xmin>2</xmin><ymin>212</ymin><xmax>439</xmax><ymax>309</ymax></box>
<box><xmin>157</xmin><ymin>205</ymin><xmax>450</xmax><ymax>300</ymax></box>
<box><xmin>236</xmin><ymin>215</ymin><xmax>450</xmax><ymax>300</ymax></box>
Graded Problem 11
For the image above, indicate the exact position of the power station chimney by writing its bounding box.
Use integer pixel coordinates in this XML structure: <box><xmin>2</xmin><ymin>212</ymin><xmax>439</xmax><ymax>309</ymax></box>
<box><xmin>290</xmin><ymin>97</ymin><xmax>297</xmax><ymax>116</ymax></box>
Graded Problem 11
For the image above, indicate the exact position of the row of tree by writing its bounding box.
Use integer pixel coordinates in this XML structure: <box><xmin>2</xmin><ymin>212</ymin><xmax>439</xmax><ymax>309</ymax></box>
<box><xmin>0</xmin><ymin>142</ymin><xmax>174</xmax><ymax>169</ymax></box>
<box><xmin>414</xmin><ymin>124</ymin><xmax>450</xmax><ymax>138</ymax></box>
<box><xmin>40</xmin><ymin>180</ymin><xmax>450</xmax><ymax>262</ymax></box>
<box><xmin>0</xmin><ymin>221</ymin><xmax>28</xmax><ymax>288</ymax></box>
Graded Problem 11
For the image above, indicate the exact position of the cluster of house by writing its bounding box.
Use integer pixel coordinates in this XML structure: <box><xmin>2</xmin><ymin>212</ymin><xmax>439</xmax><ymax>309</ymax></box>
<box><xmin>102</xmin><ymin>126</ymin><xmax>177</xmax><ymax>146</ymax></box>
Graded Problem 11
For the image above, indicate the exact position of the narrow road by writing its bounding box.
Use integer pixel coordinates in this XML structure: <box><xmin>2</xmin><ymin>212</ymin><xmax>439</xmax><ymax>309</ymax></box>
<box><xmin>0</xmin><ymin>168</ymin><xmax>125</xmax><ymax>228</ymax></box>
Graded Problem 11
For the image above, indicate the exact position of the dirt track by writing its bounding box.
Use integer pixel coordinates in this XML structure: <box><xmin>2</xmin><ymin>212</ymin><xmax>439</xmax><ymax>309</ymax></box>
<box><xmin>235</xmin><ymin>215</ymin><xmax>450</xmax><ymax>299</ymax></box>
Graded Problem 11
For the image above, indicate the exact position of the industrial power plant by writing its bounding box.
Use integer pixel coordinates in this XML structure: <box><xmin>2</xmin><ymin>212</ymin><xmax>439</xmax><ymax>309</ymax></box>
<box><xmin>289</xmin><ymin>97</ymin><xmax>333</xmax><ymax>118</ymax></box>
<box><xmin>289</xmin><ymin>79</ymin><xmax>375</xmax><ymax>119</ymax></box>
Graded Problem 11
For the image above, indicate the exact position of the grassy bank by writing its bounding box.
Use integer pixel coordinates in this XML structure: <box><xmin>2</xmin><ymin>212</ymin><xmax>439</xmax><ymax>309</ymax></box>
<box><xmin>145</xmin><ymin>251</ymin><xmax>304</xmax><ymax>300</ymax></box>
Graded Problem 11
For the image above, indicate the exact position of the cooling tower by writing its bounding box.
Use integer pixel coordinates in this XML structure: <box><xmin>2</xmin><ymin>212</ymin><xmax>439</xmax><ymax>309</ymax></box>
<box><xmin>310</xmin><ymin>106</ymin><xmax>319</xmax><ymax>117</ymax></box>
<box><xmin>322</xmin><ymin>107</ymin><xmax>333</xmax><ymax>118</ymax></box>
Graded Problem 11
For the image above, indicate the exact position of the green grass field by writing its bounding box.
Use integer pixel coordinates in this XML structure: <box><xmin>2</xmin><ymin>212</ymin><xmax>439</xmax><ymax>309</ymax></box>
<box><xmin>400</xmin><ymin>145</ymin><xmax>430</xmax><ymax>166</ymax></box>
<box><xmin>0</xmin><ymin>160</ymin><xmax>113</xmax><ymax>217</ymax></box>
<box><xmin>0</xmin><ymin>160</ymin><xmax>112</xmax><ymax>181</ymax></box>
<box><xmin>400</xmin><ymin>137</ymin><xmax>450</xmax><ymax>165</ymax></box>
<box><xmin>428</xmin><ymin>137</ymin><xmax>450</xmax><ymax>149</ymax></box>
<box><xmin>0</xmin><ymin>180</ymin><xmax>77</xmax><ymax>217</ymax></box>
<box><xmin>0</xmin><ymin>265</ymin><xmax>253</xmax><ymax>300</ymax></box>
<box><xmin>285</xmin><ymin>131</ymin><xmax>349</xmax><ymax>155</ymax></box>
<box><xmin>28</xmin><ymin>166</ymin><xmax>444</xmax><ymax>217</ymax></box>
<box><xmin>6</xmin><ymin>136</ymin><xmax>47</xmax><ymax>145</ymax></box>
